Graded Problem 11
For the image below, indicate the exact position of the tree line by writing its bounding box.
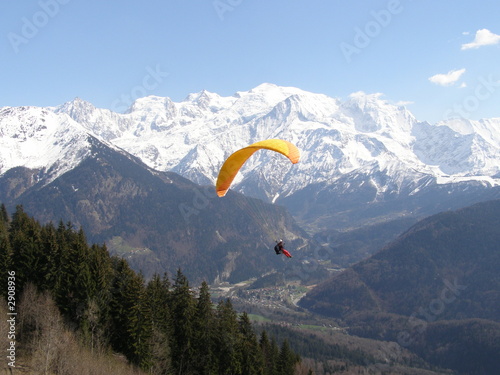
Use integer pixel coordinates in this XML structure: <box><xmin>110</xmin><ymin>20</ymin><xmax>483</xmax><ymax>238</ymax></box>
<box><xmin>0</xmin><ymin>204</ymin><xmax>301</xmax><ymax>374</ymax></box>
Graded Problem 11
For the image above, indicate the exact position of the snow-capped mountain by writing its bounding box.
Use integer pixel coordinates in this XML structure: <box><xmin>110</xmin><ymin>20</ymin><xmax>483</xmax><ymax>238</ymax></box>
<box><xmin>52</xmin><ymin>83</ymin><xmax>500</xmax><ymax>196</ymax></box>
<box><xmin>0</xmin><ymin>106</ymin><xmax>95</xmax><ymax>185</ymax></box>
<box><xmin>1</xmin><ymin>83</ymin><xmax>499</xmax><ymax>222</ymax></box>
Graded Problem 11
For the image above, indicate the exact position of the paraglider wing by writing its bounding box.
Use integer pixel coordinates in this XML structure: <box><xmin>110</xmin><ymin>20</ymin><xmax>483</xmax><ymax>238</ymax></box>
<box><xmin>215</xmin><ymin>139</ymin><xmax>300</xmax><ymax>197</ymax></box>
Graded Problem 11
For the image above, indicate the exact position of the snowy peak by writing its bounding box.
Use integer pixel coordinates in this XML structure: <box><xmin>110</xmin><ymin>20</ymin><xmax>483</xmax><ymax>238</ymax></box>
<box><xmin>126</xmin><ymin>95</ymin><xmax>175</xmax><ymax>114</ymax></box>
<box><xmin>184</xmin><ymin>89</ymin><xmax>222</xmax><ymax>108</ymax></box>
<box><xmin>55</xmin><ymin>97</ymin><xmax>129</xmax><ymax>140</ymax></box>
<box><xmin>55</xmin><ymin>97</ymin><xmax>96</xmax><ymax>118</ymax></box>
<box><xmin>244</xmin><ymin>82</ymin><xmax>306</xmax><ymax>100</ymax></box>
<box><xmin>2</xmin><ymin>83</ymin><xmax>500</xmax><ymax>203</ymax></box>
<box><xmin>341</xmin><ymin>92</ymin><xmax>415</xmax><ymax>134</ymax></box>
<box><xmin>0</xmin><ymin>106</ymin><xmax>93</xmax><ymax>183</ymax></box>
<box><xmin>413</xmin><ymin>119</ymin><xmax>500</xmax><ymax>177</ymax></box>
<box><xmin>438</xmin><ymin>117</ymin><xmax>500</xmax><ymax>146</ymax></box>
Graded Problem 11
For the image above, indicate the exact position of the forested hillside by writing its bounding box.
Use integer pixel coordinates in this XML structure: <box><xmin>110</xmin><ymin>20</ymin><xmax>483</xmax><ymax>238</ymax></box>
<box><xmin>300</xmin><ymin>199</ymin><xmax>500</xmax><ymax>321</ymax></box>
<box><xmin>299</xmin><ymin>199</ymin><xmax>500</xmax><ymax>374</ymax></box>
<box><xmin>0</xmin><ymin>204</ymin><xmax>301</xmax><ymax>374</ymax></box>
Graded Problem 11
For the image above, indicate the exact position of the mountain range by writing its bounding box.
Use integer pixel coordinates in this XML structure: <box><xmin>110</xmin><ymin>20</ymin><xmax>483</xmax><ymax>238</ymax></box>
<box><xmin>1</xmin><ymin>83</ymin><xmax>500</xmax><ymax>279</ymax></box>
<box><xmin>3</xmin><ymin>84</ymin><xmax>500</xmax><ymax>226</ymax></box>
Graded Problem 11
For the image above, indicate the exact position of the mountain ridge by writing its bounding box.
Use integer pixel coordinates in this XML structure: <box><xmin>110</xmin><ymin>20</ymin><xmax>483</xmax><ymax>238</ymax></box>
<box><xmin>3</xmin><ymin>83</ymin><xmax>499</xmax><ymax>199</ymax></box>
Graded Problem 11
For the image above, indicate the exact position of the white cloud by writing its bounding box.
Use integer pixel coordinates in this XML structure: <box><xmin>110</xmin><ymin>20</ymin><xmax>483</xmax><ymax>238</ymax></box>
<box><xmin>428</xmin><ymin>68</ymin><xmax>466</xmax><ymax>86</ymax></box>
<box><xmin>461</xmin><ymin>28</ymin><xmax>500</xmax><ymax>50</ymax></box>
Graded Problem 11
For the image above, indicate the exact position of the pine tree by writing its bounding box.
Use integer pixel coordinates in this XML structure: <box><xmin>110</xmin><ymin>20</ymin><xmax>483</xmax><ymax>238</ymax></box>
<box><xmin>145</xmin><ymin>273</ymin><xmax>172</xmax><ymax>374</ymax></box>
<box><xmin>126</xmin><ymin>271</ymin><xmax>152</xmax><ymax>369</ymax></box>
<box><xmin>0</xmin><ymin>204</ymin><xmax>8</xmax><ymax>223</ymax></box>
<box><xmin>260</xmin><ymin>331</ymin><xmax>279</xmax><ymax>375</ymax></box>
<box><xmin>215</xmin><ymin>299</ymin><xmax>242</xmax><ymax>374</ymax></box>
<box><xmin>40</xmin><ymin>222</ymin><xmax>60</xmax><ymax>291</ymax></box>
<box><xmin>145</xmin><ymin>273</ymin><xmax>171</xmax><ymax>333</ymax></box>
<box><xmin>192</xmin><ymin>281</ymin><xmax>216</xmax><ymax>374</ymax></box>
<box><xmin>277</xmin><ymin>339</ymin><xmax>299</xmax><ymax>375</ymax></box>
<box><xmin>109</xmin><ymin>258</ymin><xmax>151</xmax><ymax>366</ymax></box>
<box><xmin>74</xmin><ymin>228</ymin><xmax>94</xmax><ymax>297</ymax></box>
<box><xmin>85</xmin><ymin>242</ymin><xmax>114</xmax><ymax>351</ymax></box>
<box><xmin>53</xmin><ymin>221</ymin><xmax>74</xmax><ymax>316</ymax></box>
<box><xmin>54</xmin><ymin>225</ymin><xmax>93</xmax><ymax>323</ymax></box>
<box><xmin>9</xmin><ymin>205</ymin><xmax>44</xmax><ymax>292</ymax></box>
<box><xmin>238</xmin><ymin>312</ymin><xmax>264</xmax><ymax>375</ymax></box>
<box><xmin>170</xmin><ymin>269</ymin><xmax>195</xmax><ymax>374</ymax></box>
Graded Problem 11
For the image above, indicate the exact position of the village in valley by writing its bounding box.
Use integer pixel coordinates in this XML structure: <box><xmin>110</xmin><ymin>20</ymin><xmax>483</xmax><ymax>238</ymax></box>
<box><xmin>209</xmin><ymin>275</ymin><xmax>345</xmax><ymax>332</ymax></box>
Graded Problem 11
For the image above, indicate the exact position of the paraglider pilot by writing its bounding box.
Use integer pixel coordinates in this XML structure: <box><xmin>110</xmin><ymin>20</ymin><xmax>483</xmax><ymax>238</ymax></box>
<box><xmin>274</xmin><ymin>240</ymin><xmax>292</xmax><ymax>258</ymax></box>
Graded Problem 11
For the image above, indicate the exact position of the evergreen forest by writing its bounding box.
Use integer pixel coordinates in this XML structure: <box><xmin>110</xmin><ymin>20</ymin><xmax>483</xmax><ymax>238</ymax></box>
<box><xmin>0</xmin><ymin>204</ymin><xmax>302</xmax><ymax>374</ymax></box>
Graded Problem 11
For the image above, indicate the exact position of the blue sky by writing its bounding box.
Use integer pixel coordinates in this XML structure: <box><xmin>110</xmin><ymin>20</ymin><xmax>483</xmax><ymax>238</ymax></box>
<box><xmin>1</xmin><ymin>0</ymin><xmax>500</xmax><ymax>124</ymax></box>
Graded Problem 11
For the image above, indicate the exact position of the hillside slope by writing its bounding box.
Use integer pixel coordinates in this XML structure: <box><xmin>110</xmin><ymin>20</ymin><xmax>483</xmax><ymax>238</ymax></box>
<box><xmin>1</xmin><ymin>137</ymin><xmax>311</xmax><ymax>283</ymax></box>
<box><xmin>299</xmin><ymin>200</ymin><xmax>500</xmax><ymax>374</ymax></box>
<box><xmin>300</xmin><ymin>199</ymin><xmax>500</xmax><ymax>321</ymax></box>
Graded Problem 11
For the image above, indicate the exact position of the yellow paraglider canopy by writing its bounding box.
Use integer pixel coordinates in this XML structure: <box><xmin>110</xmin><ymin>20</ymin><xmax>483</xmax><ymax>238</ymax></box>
<box><xmin>215</xmin><ymin>139</ymin><xmax>300</xmax><ymax>197</ymax></box>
